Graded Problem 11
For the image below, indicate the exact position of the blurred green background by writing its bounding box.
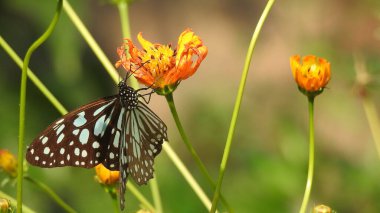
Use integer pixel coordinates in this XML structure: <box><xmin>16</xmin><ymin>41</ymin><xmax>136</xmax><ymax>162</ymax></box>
<box><xmin>1</xmin><ymin>0</ymin><xmax>380</xmax><ymax>212</ymax></box>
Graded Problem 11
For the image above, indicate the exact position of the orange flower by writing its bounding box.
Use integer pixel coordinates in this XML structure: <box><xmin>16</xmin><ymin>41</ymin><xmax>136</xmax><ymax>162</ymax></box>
<box><xmin>0</xmin><ymin>149</ymin><xmax>17</xmax><ymax>177</ymax></box>
<box><xmin>290</xmin><ymin>55</ymin><xmax>331</xmax><ymax>97</ymax></box>
<box><xmin>116</xmin><ymin>28</ymin><xmax>208</xmax><ymax>94</ymax></box>
<box><xmin>95</xmin><ymin>164</ymin><xmax>119</xmax><ymax>185</ymax></box>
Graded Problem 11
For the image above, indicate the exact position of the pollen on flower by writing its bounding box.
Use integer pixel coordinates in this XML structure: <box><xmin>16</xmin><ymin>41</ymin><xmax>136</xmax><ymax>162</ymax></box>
<box><xmin>115</xmin><ymin>28</ymin><xmax>208</xmax><ymax>94</ymax></box>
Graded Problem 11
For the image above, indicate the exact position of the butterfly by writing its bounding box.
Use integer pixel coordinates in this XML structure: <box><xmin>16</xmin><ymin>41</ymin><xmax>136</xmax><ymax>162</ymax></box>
<box><xmin>26</xmin><ymin>77</ymin><xmax>168</xmax><ymax>210</ymax></box>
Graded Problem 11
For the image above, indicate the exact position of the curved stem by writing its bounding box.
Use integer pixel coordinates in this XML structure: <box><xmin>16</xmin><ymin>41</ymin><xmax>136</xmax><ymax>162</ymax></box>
<box><xmin>165</xmin><ymin>93</ymin><xmax>212</xmax><ymax>182</ymax></box>
<box><xmin>165</xmin><ymin>93</ymin><xmax>231</xmax><ymax>212</ymax></box>
<box><xmin>17</xmin><ymin>1</ymin><xmax>63</xmax><ymax>212</ymax></box>
<box><xmin>126</xmin><ymin>182</ymin><xmax>155</xmax><ymax>211</ymax></box>
<box><xmin>24</xmin><ymin>176</ymin><xmax>77</xmax><ymax>213</ymax></box>
<box><xmin>0</xmin><ymin>36</ymin><xmax>67</xmax><ymax>115</ymax></box>
<box><xmin>299</xmin><ymin>96</ymin><xmax>315</xmax><ymax>213</ymax></box>
<box><xmin>210</xmin><ymin>0</ymin><xmax>275</xmax><ymax>212</ymax></box>
<box><xmin>162</xmin><ymin>143</ymin><xmax>216</xmax><ymax>212</ymax></box>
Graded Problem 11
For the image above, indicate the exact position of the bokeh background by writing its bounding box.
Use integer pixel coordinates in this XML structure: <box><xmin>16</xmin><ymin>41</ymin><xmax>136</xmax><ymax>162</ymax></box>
<box><xmin>1</xmin><ymin>0</ymin><xmax>380</xmax><ymax>212</ymax></box>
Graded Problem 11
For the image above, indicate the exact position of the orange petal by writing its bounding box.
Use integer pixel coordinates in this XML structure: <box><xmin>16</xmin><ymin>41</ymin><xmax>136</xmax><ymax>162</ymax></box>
<box><xmin>137</xmin><ymin>32</ymin><xmax>156</xmax><ymax>52</ymax></box>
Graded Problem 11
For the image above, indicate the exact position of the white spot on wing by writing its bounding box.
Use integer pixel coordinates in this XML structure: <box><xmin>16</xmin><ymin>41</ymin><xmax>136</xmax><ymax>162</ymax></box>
<box><xmin>113</xmin><ymin>131</ymin><xmax>120</xmax><ymax>148</ymax></box>
<box><xmin>41</xmin><ymin>137</ymin><xmax>48</xmax><ymax>144</ymax></box>
<box><xmin>56</xmin><ymin>124</ymin><xmax>65</xmax><ymax>135</ymax></box>
<box><xmin>79</xmin><ymin>129</ymin><xmax>90</xmax><ymax>144</ymax></box>
<box><xmin>93</xmin><ymin>100</ymin><xmax>114</xmax><ymax>116</ymax></box>
<box><xmin>73</xmin><ymin>112</ymin><xmax>87</xmax><ymax>127</ymax></box>
<box><xmin>81</xmin><ymin>150</ymin><xmax>88</xmax><ymax>158</ymax></box>
<box><xmin>92</xmin><ymin>141</ymin><xmax>100</xmax><ymax>149</ymax></box>
<box><xmin>57</xmin><ymin>134</ymin><xmax>65</xmax><ymax>144</ymax></box>
<box><xmin>74</xmin><ymin>148</ymin><xmax>80</xmax><ymax>156</ymax></box>
<box><xmin>73</xmin><ymin>129</ymin><xmax>80</xmax><ymax>135</ymax></box>
<box><xmin>94</xmin><ymin>115</ymin><xmax>106</xmax><ymax>136</ymax></box>
<box><xmin>117</xmin><ymin>108</ymin><xmax>125</xmax><ymax>130</ymax></box>
<box><xmin>56</xmin><ymin>118</ymin><xmax>64</xmax><ymax>124</ymax></box>
<box><xmin>43</xmin><ymin>147</ymin><xmax>50</xmax><ymax>155</ymax></box>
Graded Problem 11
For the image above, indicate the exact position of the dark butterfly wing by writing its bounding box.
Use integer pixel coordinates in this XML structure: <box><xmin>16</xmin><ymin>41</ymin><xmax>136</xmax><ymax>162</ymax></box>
<box><xmin>125</xmin><ymin>101</ymin><xmax>168</xmax><ymax>185</ymax></box>
<box><xmin>117</xmin><ymin>100</ymin><xmax>167</xmax><ymax>210</ymax></box>
<box><xmin>26</xmin><ymin>96</ymin><xmax>119</xmax><ymax>168</ymax></box>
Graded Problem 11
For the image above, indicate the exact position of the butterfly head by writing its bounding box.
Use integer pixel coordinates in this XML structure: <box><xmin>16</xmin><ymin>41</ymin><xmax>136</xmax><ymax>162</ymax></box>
<box><xmin>118</xmin><ymin>81</ymin><xmax>138</xmax><ymax>110</ymax></box>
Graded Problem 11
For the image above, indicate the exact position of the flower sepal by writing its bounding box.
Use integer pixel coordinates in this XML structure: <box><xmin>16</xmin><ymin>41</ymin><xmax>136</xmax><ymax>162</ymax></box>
<box><xmin>154</xmin><ymin>82</ymin><xmax>180</xmax><ymax>96</ymax></box>
<box><xmin>298</xmin><ymin>86</ymin><xmax>324</xmax><ymax>98</ymax></box>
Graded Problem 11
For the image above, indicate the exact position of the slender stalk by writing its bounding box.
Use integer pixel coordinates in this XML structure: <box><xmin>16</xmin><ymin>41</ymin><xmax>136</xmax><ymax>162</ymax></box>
<box><xmin>362</xmin><ymin>96</ymin><xmax>380</xmax><ymax>158</ymax></box>
<box><xmin>17</xmin><ymin>1</ymin><xmax>62</xmax><ymax>212</ymax></box>
<box><xmin>353</xmin><ymin>55</ymin><xmax>380</xmax><ymax>159</ymax></box>
<box><xmin>126</xmin><ymin>182</ymin><xmax>155</xmax><ymax>211</ymax></box>
<box><xmin>24</xmin><ymin>176</ymin><xmax>77</xmax><ymax>213</ymax></box>
<box><xmin>0</xmin><ymin>36</ymin><xmax>66</xmax><ymax>115</ymax></box>
<box><xmin>150</xmin><ymin>177</ymin><xmax>163</xmax><ymax>213</ymax></box>
<box><xmin>117</xmin><ymin>0</ymin><xmax>131</xmax><ymax>40</ymax></box>
<box><xmin>210</xmin><ymin>0</ymin><xmax>276</xmax><ymax>212</ymax></box>
<box><xmin>0</xmin><ymin>38</ymin><xmax>155</xmax><ymax>212</ymax></box>
<box><xmin>165</xmin><ymin>93</ymin><xmax>232</xmax><ymax>212</ymax></box>
<box><xmin>62</xmin><ymin>0</ymin><xmax>119</xmax><ymax>83</ymax></box>
<box><xmin>299</xmin><ymin>97</ymin><xmax>315</xmax><ymax>213</ymax></box>
<box><xmin>0</xmin><ymin>191</ymin><xmax>36</xmax><ymax>213</ymax></box>
<box><xmin>104</xmin><ymin>187</ymin><xmax>119</xmax><ymax>213</ymax></box>
<box><xmin>116</xmin><ymin>0</ymin><xmax>139</xmax><ymax>88</ymax></box>
<box><xmin>162</xmin><ymin>143</ymin><xmax>217</xmax><ymax>212</ymax></box>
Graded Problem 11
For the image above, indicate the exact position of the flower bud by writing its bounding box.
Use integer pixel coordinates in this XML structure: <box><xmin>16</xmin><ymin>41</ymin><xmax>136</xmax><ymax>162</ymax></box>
<box><xmin>290</xmin><ymin>55</ymin><xmax>331</xmax><ymax>97</ymax></box>
<box><xmin>0</xmin><ymin>150</ymin><xmax>17</xmax><ymax>178</ymax></box>
<box><xmin>313</xmin><ymin>204</ymin><xmax>333</xmax><ymax>213</ymax></box>
<box><xmin>95</xmin><ymin>164</ymin><xmax>119</xmax><ymax>185</ymax></box>
<box><xmin>0</xmin><ymin>198</ymin><xmax>11</xmax><ymax>213</ymax></box>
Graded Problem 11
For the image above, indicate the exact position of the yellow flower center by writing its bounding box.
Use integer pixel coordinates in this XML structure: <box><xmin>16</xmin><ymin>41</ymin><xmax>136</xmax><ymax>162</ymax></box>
<box><xmin>303</xmin><ymin>64</ymin><xmax>321</xmax><ymax>78</ymax></box>
<box><xmin>140</xmin><ymin>45</ymin><xmax>175</xmax><ymax>79</ymax></box>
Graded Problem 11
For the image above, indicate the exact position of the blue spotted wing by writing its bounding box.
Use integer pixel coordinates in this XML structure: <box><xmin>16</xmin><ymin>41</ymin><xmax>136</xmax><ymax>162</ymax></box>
<box><xmin>26</xmin><ymin>82</ymin><xmax>168</xmax><ymax>210</ymax></box>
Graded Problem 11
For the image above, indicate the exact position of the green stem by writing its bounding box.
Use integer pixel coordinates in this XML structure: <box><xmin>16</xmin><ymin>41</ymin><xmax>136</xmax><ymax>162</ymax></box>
<box><xmin>362</xmin><ymin>96</ymin><xmax>380</xmax><ymax>159</ymax></box>
<box><xmin>0</xmin><ymin>191</ymin><xmax>36</xmax><ymax>213</ymax></box>
<box><xmin>164</xmin><ymin>93</ymin><xmax>212</xmax><ymax>182</ymax></box>
<box><xmin>162</xmin><ymin>143</ymin><xmax>216</xmax><ymax>212</ymax></box>
<box><xmin>126</xmin><ymin>182</ymin><xmax>155</xmax><ymax>211</ymax></box>
<box><xmin>165</xmin><ymin>93</ymin><xmax>231</xmax><ymax>212</ymax></box>
<box><xmin>210</xmin><ymin>0</ymin><xmax>275</xmax><ymax>212</ymax></box>
<box><xmin>62</xmin><ymin>0</ymin><xmax>119</xmax><ymax>83</ymax></box>
<box><xmin>299</xmin><ymin>96</ymin><xmax>315</xmax><ymax>213</ymax></box>
<box><xmin>17</xmin><ymin>1</ymin><xmax>62</xmax><ymax>212</ymax></box>
<box><xmin>0</xmin><ymin>36</ymin><xmax>67</xmax><ymax>115</ymax></box>
<box><xmin>0</xmin><ymin>37</ymin><xmax>155</xmax><ymax>212</ymax></box>
<box><xmin>150</xmin><ymin>177</ymin><xmax>163</xmax><ymax>213</ymax></box>
<box><xmin>117</xmin><ymin>0</ymin><xmax>131</xmax><ymax>40</ymax></box>
<box><xmin>116</xmin><ymin>0</ymin><xmax>139</xmax><ymax>88</ymax></box>
<box><xmin>24</xmin><ymin>176</ymin><xmax>77</xmax><ymax>213</ymax></box>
